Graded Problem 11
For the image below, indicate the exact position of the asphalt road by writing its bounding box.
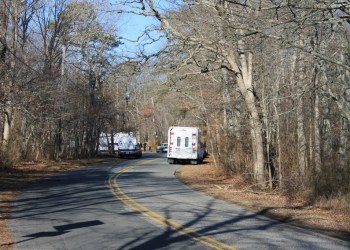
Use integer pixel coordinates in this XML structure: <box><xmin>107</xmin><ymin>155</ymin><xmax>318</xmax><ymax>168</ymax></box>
<box><xmin>8</xmin><ymin>153</ymin><xmax>350</xmax><ymax>250</ymax></box>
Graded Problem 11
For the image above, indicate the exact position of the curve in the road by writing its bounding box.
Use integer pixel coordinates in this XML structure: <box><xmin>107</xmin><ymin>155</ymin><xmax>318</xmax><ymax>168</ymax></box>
<box><xmin>108</xmin><ymin>159</ymin><xmax>238</xmax><ymax>250</ymax></box>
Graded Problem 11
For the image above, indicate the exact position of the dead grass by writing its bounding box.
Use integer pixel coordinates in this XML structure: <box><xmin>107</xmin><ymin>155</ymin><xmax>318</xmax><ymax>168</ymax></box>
<box><xmin>0</xmin><ymin>156</ymin><xmax>122</xmax><ymax>250</ymax></box>
<box><xmin>176</xmin><ymin>155</ymin><xmax>350</xmax><ymax>242</ymax></box>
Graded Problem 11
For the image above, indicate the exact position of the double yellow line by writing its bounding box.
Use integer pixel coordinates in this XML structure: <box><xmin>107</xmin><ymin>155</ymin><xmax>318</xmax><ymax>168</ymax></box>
<box><xmin>108</xmin><ymin>160</ymin><xmax>237</xmax><ymax>250</ymax></box>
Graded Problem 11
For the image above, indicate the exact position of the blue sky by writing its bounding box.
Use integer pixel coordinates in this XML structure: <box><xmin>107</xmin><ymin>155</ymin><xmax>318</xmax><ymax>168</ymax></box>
<box><xmin>117</xmin><ymin>11</ymin><xmax>166</xmax><ymax>58</ymax></box>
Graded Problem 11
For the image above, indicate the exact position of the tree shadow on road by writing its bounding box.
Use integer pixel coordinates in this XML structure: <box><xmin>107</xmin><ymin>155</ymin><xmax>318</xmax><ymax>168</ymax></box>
<box><xmin>4</xmin><ymin>158</ymin><xmax>350</xmax><ymax>250</ymax></box>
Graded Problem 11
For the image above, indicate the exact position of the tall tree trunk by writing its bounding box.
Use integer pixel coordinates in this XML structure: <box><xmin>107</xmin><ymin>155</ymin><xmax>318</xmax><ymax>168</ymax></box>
<box><xmin>262</xmin><ymin>78</ymin><xmax>273</xmax><ymax>189</ymax></box>
<box><xmin>0</xmin><ymin>0</ymin><xmax>8</xmax><ymax>63</ymax></box>
<box><xmin>222</xmin><ymin>68</ymin><xmax>234</xmax><ymax>136</ymax></box>
<box><xmin>297</xmin><ymin>96</ymin><xmax>308</xmax><ymax>178</ymax></box>
<box><xmin>290</xmin><ymin>46</ymin><xmax>308</xmax><ymax>179</ymax></box>
<box><xmin>296</xmin><ymin>38</ymin><xmax>308</xmax><ymax>179</ymax></box>
<box><xmin>226</xmin><ymin>49</ymin><xmax>265</xmax><ymax>185</ymax></box>
<box><xmin>1</xmin><ymin>0</ymin><xmax>8</xmax><ymax>147</ymax></box>
<box><xmin>54</xmin><ymin>43</ymin><xmax>67</xmax><ymax>160</ymax></box>
<box><xmin>313</xmin><ymin>68</ymin><xmax>321</xmax><ymax>173</ymax></box>
<box><xmin>2</xmin><ymin>0</ymin><xmax>19</xmax><ymax>148</ymax></box>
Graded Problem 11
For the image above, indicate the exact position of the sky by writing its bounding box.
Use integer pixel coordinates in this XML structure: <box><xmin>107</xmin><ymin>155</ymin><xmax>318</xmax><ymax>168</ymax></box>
<box><xmin>117</xmin><ymin>11</ymin><xmax>166</xmax><ymax>59</ymax></box>
<box><xmin>110</xmin><ymin>0</ymin><xmax>172</xmax><ymax>60</ymax></box>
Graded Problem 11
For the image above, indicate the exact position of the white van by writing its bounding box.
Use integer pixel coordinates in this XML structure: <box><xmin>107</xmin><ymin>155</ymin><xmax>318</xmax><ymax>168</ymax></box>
<box><xmin>167</xmin><ymin>126</ymin><xmax>204</xmax><ymax>164</ymax></box>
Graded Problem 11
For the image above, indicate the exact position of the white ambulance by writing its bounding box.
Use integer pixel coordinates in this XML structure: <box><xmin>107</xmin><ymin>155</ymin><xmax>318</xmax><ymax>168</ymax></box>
<box><xmin>167</xmin><ymin>126</ymin><xmax>205</xmax><ymax>164</ymax></box>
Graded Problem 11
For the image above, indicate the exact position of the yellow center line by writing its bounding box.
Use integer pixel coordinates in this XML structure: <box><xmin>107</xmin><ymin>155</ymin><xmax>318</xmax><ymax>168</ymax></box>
<box><xmin>108</xmin><ymin>159</ymin><xmax>238</xmax><ymax>250</ymax></box>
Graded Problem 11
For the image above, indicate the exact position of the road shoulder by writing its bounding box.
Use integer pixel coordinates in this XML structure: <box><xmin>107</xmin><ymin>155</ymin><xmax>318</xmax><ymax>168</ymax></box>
<box><xmin>175</xmin><ymin>155</ymin><xmax>350</xmax><ymax>243</ymax></box>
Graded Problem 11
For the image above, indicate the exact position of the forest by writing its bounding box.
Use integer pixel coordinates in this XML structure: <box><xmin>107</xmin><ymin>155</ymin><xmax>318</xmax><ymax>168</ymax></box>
<box><xmin>0</xmin><ymin>0</ymin><xmax>349</xmax><ymax>207</ymax></box>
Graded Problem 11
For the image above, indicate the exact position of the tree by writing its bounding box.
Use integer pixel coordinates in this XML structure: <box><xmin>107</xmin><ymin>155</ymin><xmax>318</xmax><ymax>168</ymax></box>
<box><xmin>126</xmin><ymin>0</ymin><xmax>349</xmax><ymax>193</ymax></box>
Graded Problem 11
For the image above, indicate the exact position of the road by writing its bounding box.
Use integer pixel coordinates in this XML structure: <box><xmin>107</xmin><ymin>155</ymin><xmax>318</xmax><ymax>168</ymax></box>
<box><xmin>9</xmin><ymin>153</ymin><xmax>350</xmax><ymax>250</ymax></box>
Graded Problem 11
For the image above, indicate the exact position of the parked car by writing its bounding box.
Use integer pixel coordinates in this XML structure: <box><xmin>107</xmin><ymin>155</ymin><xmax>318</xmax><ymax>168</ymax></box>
<box><xmin>117</xmin><ymin>133</ymin><xmax>142</xmax><ymax>159</ymax></box>
<box><xmin>156</xmin><ymin>143</ymin><xmax>168</xmax><ymax>153</ymax></box>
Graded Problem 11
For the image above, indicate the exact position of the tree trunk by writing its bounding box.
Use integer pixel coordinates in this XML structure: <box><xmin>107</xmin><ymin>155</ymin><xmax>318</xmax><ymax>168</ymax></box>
<box><xmin>290</xmin><ymin>46</ymin><xmax>308</xmax><ymax>179</ymax></box>
<box><xmin>226</xmin><ymin>49</ymin><xmax>265</xmax><ymax>185</ymax></box>
<box><xmin>297</xmin><ymin>96</ymin><xmax>308</xmax><ymax>177</ymax></box>
<box><xmin>262</xmin><ymin>79</ymin><xmax>273</xmax><ymax>190</ymax></box>
<box><xmin>1</xmin><ymin>0</ymin><xmax>8</xmax><ymax>147</ymax></box>
<box><xmin>222</xmin><ymin>68</ymin><xmax>234</xmax><ymax>136</ymax></box>
<box><xmin>2</xmin><ymin>0</ymin><xmax>18</xmax><ymax>148</ymax></box>
<box><xmin>0</xmin><ymin>0</ymin><xmax>8</xmax><ymax>63</ymax></box>
<box><xmin>313</xmin><ymin>68</ymin><xmax>321</xmax><ymax>173</ymax></box>
<box><xmin>2</xmin><ymin>109</ymin><xmax>11</xmax><ymax>147</ymax></box>
<box><xmin>296</xmin><ymin>37</ymin><xmax>308</xmax><ymax>178</ymax></box>
<box><xmin>338</xmin><ymin>53</ymin><xmax>349</xmax><ymax>176</ymax></box>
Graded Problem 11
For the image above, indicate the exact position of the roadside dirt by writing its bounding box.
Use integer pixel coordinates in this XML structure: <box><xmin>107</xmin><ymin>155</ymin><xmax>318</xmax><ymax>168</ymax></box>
<box><xmin>176</xmin><ymin>155</ymin><xmax>350</xmax><ymax>243</ymax></box>
<box><xmin>1</xmin><ymin>155</ymin><xmax>349</xmax><ymax>250</ymax></box>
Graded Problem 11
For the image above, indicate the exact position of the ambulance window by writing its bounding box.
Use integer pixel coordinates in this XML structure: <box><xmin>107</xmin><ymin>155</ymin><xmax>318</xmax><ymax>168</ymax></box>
<box><xmin>185</xmin><ymin>137</ymin><xmax>189</xmax><ymax>147</ymax></box>
<box><xmin>177</xmin><ymin>137</ymin><xmax>181</xmax><ymax>146</ymax></box>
